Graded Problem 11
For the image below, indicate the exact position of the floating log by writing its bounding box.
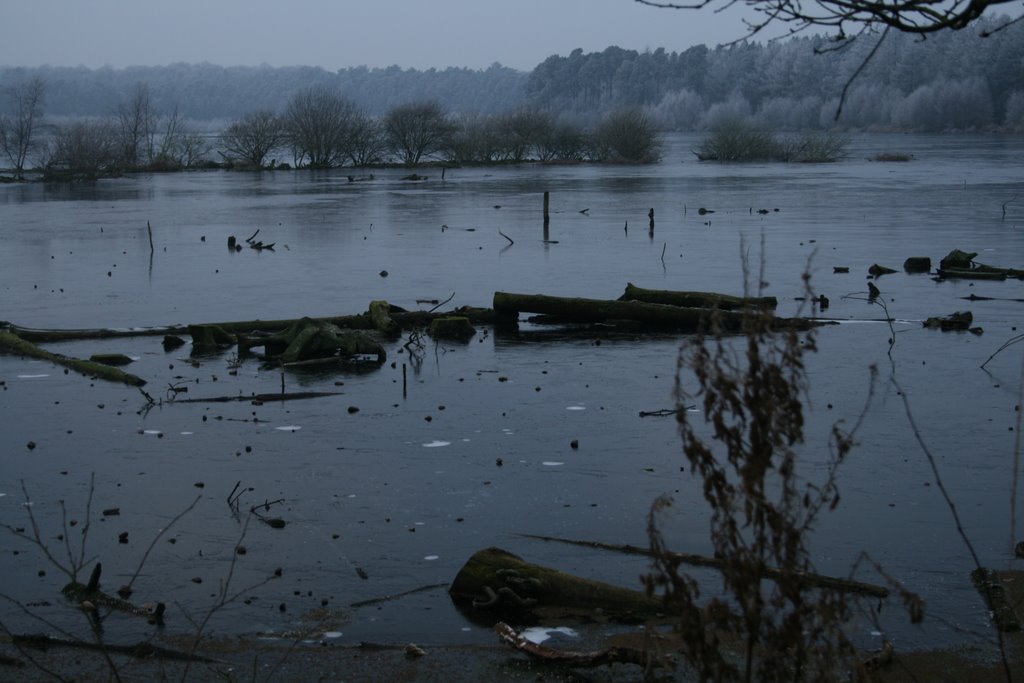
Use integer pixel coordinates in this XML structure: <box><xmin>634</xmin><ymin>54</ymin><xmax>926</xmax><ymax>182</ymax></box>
<box><xmin>493</xmin><ymin>292</ymin><xmax>815</xmax><ymax>332</ymax></box>
<box><xmin>0</xmin><ymin>331</ymin><xmax>146</xmax><ymax>386</ymax></box>
<box><xmin>619</xmin><ymin>282</ymin><xmax>777</xmax><ymax>311</ymax></box>
<box><xmin>449</xmin><ymin>547</ymin><xmax>665</xmax><ymax>625</ymax></box>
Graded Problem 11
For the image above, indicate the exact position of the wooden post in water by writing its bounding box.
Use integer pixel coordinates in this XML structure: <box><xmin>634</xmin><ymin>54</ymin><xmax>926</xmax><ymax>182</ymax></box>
<box><xmin>543</xmin><ymin>191</ymin><xmax>550</xmax><ymax>241</ymax></box>
<box><xmin>648</xmin><ymin>208</ymin><xmax>655</xmax><ymax>237</ymax></box>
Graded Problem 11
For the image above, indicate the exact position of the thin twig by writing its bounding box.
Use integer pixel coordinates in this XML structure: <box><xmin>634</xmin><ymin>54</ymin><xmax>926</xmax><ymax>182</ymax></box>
<box><xmin>125</xmin><ymin>494</ymin><xmax>201</xmax><ymax>591</ymax></box>
<box><xmin>890</xmin><ymin>375</ymin><xmax>1013</xmax><ymax>681</ymax></box>
<box><xmin>427</xmin><ymin>292</ymin><xmax>455</xmax><ymax>314</ymax></box>
<box><xmin>498</xmin><ymin>229</ymin><xmax>514</xmax><ymax>246</ymax></box>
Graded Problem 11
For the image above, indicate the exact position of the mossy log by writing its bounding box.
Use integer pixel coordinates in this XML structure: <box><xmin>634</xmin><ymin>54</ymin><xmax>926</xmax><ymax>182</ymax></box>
<box><xmin>188</xmin><ymin>324</ymin><xmax>236</xmax><ymax>351</ymax></box>
<box><xmin>429</xmin><ymin>316</ymin><xmax>476</xmax><ymax>341</ymax></box>
<box><xmin>493</xmin><ymin>292</ymin><xmax>815</xmax><ymax>332</ymax></box>
<box><xmin>449</xmin><ymin>547</ymin><xmax>665</xmax><ymax>625</ymax></box>
<box><xmin>619</xmin><ymin>282</ymin><xmax>777</xmax><ymax>310</ymax></box>
<box><xmin>0</xmin><ymin>331</ymin><xmax>146</xmax><ymax>386</ymax></box>
<box><xmin>368</xmin><ymin>300</ymin><xmax>402</xmax><ymax>337</ymax></box>
<box><xmin>243</xmin><ymin>317</ymin><xmax>387</xmax><ymax>365</ymax></box>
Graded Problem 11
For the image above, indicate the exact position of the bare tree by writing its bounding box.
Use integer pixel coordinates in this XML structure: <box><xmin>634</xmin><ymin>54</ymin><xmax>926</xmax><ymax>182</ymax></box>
<box><xmin>384</xmin><ymin>101</ymin><xmax>453</xmax><ymax>166</ymax></box>
<box><xmin>500</xmin><ymin>108</ymin><xmax>553</xmax><ymax>162</ymax></box>
<box><xmin>284</xmin><ymin>86</ymin><xmax>361</xmax><ymax>168</ymax></box>
<box><xmin>116</xmin><ymin>83</ymin><xmax>155</xmax><ymax>168</ymax></box>
<box><xmin>44</xmin><ymin>119</ymin><xmax>120</xmax><ymax>180</ymax></box>
<box><xmin>635</xmin><ymin>0</ymin><xmax>1022</xmax><ymax>39</ymax></box>
<box><xmin>0</xmin><ymin>76</ymin><xmax>46</xmax><ymax>178</ymax></box>
<box><xmin>220</xmin><ymin>111</ymin><xmax>286</xmax><ymax>168</ymax></box>
<box><xmin>344</xmin><ymin>112</ymin><xmax>388</xmax><ymax>166</ymax></box>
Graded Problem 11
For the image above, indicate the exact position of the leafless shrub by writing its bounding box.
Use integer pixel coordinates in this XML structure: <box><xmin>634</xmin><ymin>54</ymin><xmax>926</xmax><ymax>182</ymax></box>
<box><xmin>643</xmin><ymin>268</ymin><xmax>903</xmax><ymax>681</ymax></box>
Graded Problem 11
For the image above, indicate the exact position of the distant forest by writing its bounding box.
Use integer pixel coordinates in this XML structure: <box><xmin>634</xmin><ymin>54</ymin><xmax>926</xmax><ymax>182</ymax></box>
<box><xmin>2</xmin><ymin>15</ymin><xmax>1022</xmax><ymax>132</ymax></box>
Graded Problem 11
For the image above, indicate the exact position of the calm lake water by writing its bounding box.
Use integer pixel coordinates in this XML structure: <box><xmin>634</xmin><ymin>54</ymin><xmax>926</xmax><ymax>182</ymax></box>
<box><xmin>2</xmin><ymin>132</ymin><xmax>1023</xmax><ymax>656</ymax></box>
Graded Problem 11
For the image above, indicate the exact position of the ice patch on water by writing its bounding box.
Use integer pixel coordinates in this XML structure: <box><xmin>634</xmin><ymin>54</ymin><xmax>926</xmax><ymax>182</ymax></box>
<box><xmin>424</xmin><ymin>555</ymin><xmax>439</xmax><ymax>561</ymax></box>
<box><xmin>521</xmin><ymin>626</ymin><xmax>578</xmax><ymax>644</ymax></box>
<box><xmin>180</xmin><ymin>431</ymin><xmax>193</xmax><ymax>435</ymax></box>
<box><xmin>323</xmin><ymin>631</ymin><xmax>343</xmax><ymax>639</ymax></box>
<box><xmin>17</xmin><ymin>374</ymin><xmax>49</xmax><ymax>379</ymax></box>
<box><xmin>542</xmin><ymin>461</ymin><xmax>564</xmax><ymax>467</ymax></box>
<box><xmin>275</xmin><ymin>425</ymin><xmax>302</xmax><ymax>432</ymax></box>
<box><xmin>142</xmin><ymin>430</ymin><xmax>162</xmax><ymax>436</ymax></box>
<box><xmin>566</xmin><ymin>405</ymin><xmax>586</xmax><ymax>411</ymax></box>
<box><xmin>423</xmin><ymin>440</ymin><xmax>450</xmax><ymax>448</ymax></box>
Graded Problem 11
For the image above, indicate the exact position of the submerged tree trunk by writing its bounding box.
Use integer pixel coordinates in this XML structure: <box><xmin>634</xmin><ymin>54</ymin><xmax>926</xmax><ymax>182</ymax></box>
<box><xmin>493</xmin><ymin>292</ymin><xmax>815</xmax><ymax>332</ymax></box>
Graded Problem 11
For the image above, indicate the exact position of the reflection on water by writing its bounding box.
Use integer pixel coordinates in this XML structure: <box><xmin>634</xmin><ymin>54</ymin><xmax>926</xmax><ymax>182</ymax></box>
<box><xmin>1</xmin><ymin>133</ymin><xmax>1023</xmax><ymax>651</ymax></box>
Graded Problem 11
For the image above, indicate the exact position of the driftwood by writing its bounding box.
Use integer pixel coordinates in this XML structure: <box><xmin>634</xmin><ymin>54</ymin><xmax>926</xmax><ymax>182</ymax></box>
<box><xmin>240</xmin><ymin>318</ymin><xmax>387</xmax><ymax>365</ymax></box>
<box><xmin>618</xmin><ymin>282</ymin><xmax>777</xmax><ymax>311</ymax></box>
<box><xmin>449</xmin><ymin>547</ymin><xmax>665</xmax><ymax>624</ymax></box>
<box><xmin>0</xmin><ymin>331</ymin><xmax>146</xmax><ymax>387</ymax></box>
<box><xmin>169</xmin><ymin>391</ymin><xmax>342</xmax><ymax>404</ymax></box>
<box><xmin>520</xmin><ymin>534</ymin><xmax>890</xmax><ymax>599</ymax></box>
<box><xmin>938</xmin><ymin>249</ymin><xmax>1024</xmax><ymax>280</ymax></box>
<box><xmin>11</xmin><ymin>634</ymin><xmax>214</xmax><ymax>663</ymax></box>
<box><xmin>493</xmin><ymin>292</ymin><xmax>817</xmax><ymax>332</ymax></box>
<box><xmin>2</xmin><ymin>305</ymin><xmax>495</xmax><ymax>344</ymax></box>
<box><xmin>62</xmin><ymin>563</ymin><xmax>163</xmax><ymax>622</ymax></box>
<box><xmin>494</xmin><ymin>621</ymin><xmax>663</xmax><ymax>669</ymax></box>
<box><xmin>923</xmin><ymin>311</ymin><xmax>975</xmax><ymax>332</ymax></box>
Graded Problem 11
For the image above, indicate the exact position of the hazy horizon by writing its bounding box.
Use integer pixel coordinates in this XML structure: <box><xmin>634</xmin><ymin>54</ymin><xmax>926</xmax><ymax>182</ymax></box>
<box><xmin>0</xmin><ymin>0</ymin><xmax>763</xmax><ymax>72</ymax></box>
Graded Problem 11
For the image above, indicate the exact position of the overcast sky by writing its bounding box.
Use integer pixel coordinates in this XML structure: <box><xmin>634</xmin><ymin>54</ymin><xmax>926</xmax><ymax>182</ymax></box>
<box><xmin>0</xmin><ymin>0</ymin><xmax>763</xmax><ymax>72</ymax></box>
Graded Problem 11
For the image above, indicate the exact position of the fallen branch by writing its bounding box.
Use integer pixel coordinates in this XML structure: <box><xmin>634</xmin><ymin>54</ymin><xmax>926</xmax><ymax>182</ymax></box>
<box><xmin>169</xmin><ymin>391</ymin><xmax>342</xmax><ymax>404</ymax></box>
<box><xmin>10</xmin><ymin>633</ymin><xmax>217</xmax><ymax>663</ymax></box>
<box><xmin>519</xmin><ymin>534</ymin><xmax>889</xmax><ymax>598</ymax></box>
<box><xmin>0</xmin><ymin>331</ymin><xmax>146</xmax><ymax>387</ymax></box>
<box><xmin>349</xmin><ymin>583</ymin><xmax>448</xmax><ymax>608</ymax></box>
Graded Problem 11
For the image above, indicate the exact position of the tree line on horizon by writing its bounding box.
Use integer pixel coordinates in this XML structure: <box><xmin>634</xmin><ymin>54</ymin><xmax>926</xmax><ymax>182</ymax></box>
<box><xmin>0</xmin><ymin>79</ymin><xmax>661</xmax><ymax>179</ymax></box>
<box><xmin>2</xmin><ymin>14</ymin><xmax>1022</xmax><ymax>133</ymax></box>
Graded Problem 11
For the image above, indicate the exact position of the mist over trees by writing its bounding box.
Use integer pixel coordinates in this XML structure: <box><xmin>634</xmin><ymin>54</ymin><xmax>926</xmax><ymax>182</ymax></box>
<box><xmin>2</xmin><ymin>15</ymin><xmax>1021</xmax><ymax>136</ymax></box>
<box><xmin>2</xmin><ymin>13</ymin><xmax>1023</xmax><ymax>175</ymax></box>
